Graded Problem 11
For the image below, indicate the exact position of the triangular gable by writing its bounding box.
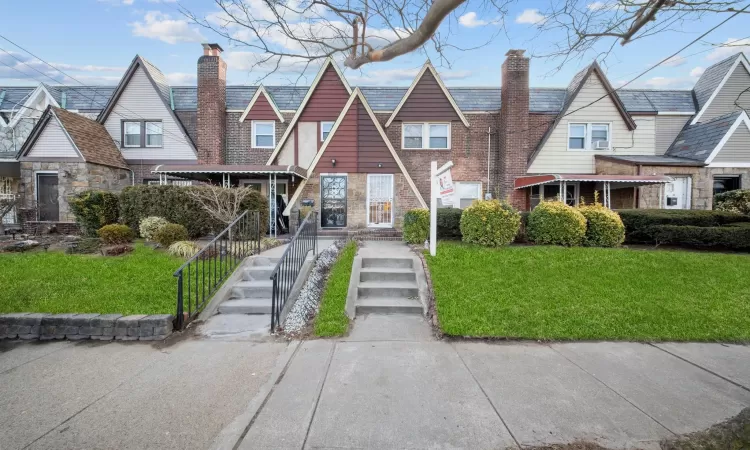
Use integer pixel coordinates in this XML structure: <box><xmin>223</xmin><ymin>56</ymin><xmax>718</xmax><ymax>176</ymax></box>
<box><xmin>528</xmin><ymin>62</ymin><xmax>636</xmax><ymax>167</ymax></box>
<box><xmin>96</xmin><ymin>55</ymin><xmax>197</xmax><ymax>154</ymax></box>
<box><xmin>7</xmin><ymin>84</ymin><xmax>60</xmax><ymax>128</ymax></box>
<box><xmin>385</xmin><ymin>61</ymin><xmax>469</xmax><ymax>128</ymax></box>
<box><xmin>20</xmin><ymin>106</ymin><xmax>83</xmax><ymax>160</ymax></box>
<box><xmin>239</xmin><ymin>85</ymin><xmax>284</xmax><ymax>123</ymax></box>
<box><xmin>284</xmin><ymin>88</ymin><xmax>427</xmax><ymax>215</ymax></box>
<box><xmin>706</xmin><ymin>111</ymin><xmax>750</xmax><ymax>165</ymax></box>
<box><xmin>266</xmin><ymin>57</ymin><xmax>352</xmax><ymax>165</ymax></box>
<box><xmin>692</xmin><ymin>53</ymin><xmax>750</xmax><ymax>125</ymax></box>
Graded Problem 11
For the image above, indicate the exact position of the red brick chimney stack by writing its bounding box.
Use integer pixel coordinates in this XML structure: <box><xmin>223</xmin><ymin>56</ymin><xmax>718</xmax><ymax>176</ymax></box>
<box><xmin>498</xmin><ymin>49</ymin><xmax>530</xmax><ymax>208</ymax></box>
<box><xmin>197</xmin><ymin>43</ymin><xmax>226</xmax><ymax>165</ymax></box>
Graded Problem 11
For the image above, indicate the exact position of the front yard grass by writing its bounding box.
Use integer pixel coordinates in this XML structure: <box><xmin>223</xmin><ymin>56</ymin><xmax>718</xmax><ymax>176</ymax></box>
<box><xmin>0</xmin><ymin>244</ymin><xmax>184</xmax><ymax>315</ymax></box>
<box><xmin>426</xmin><ymin>242</ymin><xmax>750</xmax><ymax>341</ymax></box>
<box><xmin>314</xmin><ymin>241</ymin><xmax>357</xmax><ymax>337</ymax></box>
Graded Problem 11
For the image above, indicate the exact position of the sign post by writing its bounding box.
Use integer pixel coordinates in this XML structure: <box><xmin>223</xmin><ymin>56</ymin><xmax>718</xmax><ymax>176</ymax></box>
<box><xmin>430</xmin><ymin>160</ymin><xmax>454</xmax><ymax>256</ymax></box>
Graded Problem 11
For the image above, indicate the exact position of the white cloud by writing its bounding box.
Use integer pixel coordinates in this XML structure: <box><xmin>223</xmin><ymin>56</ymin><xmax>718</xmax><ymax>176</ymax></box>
<box><xmin>662</xmin><ymin>55</ymin><xmax>686</xmax><ymax>67</ymax></box>
<box><xmin>0</xmin><ymin>51</ymin><xmax>125</xmax><ymax>84</ymax></box>
<box><xmin>122</xmin><ymin>0</ymin><xmax>134</xmax><ymax>5</ymax></box>
<box><xmin>165</xmin><ymin>72</ymin><xmax>197</xmax><ymax>85</ymax></box>
<box><xmin>130</xmin><ymin>11</ymin><xmax>205</xmax><ymax>44</ymax></box>
<box><xmin>515</xmin><ymin>9</ymin><xmax>545</xmax><ymax>25</ymax></box>
<box><xmin>458</xmin><ymin>12</ymin><xmax>500</xmax><ymax>28</ymax></box>
<box><xmin>706</xmin><ymin>37</ymin><xmax>750</xmax><ymax>61</ymax></box>
<box><xmin>690</xmin><ymin>66</ymin><xmax>705</xmax><ymax>78</ymax></box>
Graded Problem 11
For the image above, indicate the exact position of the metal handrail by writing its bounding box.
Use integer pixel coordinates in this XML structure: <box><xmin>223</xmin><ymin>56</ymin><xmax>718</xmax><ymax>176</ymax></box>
<box><xmin>270</xmin><ymin>210</ymin><xmax>317</xmax><ymax>331</ymax></box>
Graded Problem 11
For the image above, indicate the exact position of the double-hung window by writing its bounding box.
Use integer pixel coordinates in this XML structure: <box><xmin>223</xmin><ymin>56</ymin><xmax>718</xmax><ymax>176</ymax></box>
<box><xmin>252</xmin><ymin>121</ymin><xmax>275</xmax><ymax>148</ymax></box>
<box><xmin>568</xmin><ymin>123</ymin><xmax>610</xmax><ymax>150</ymax></box>
<box><xmin>455</xmin><ymin>182</ymin><xmax>482</xmax><ymax>209</ymax></box>
<box><xmin>145</xmin><ymin>122</ymin><xmax>163</xmax><ymax>147</ymax></box>
<box><xmin>124</xmin><ymin>122</ymin><xmax>141</xmax><ymax>147</ymax></box>
<box><xmin>123</xmin><ymin>120</ymin><xmax>162</xmax><ymax>148</ymax></box>
<box><xmin>321</xmin><ymin>121</ymin><xmax>334</xmax><ymax>141</ymax></box>
<box><xmin>402</xmin><ymin>123</ymin><xmax>450</xmax><ymax>149</ymax></box>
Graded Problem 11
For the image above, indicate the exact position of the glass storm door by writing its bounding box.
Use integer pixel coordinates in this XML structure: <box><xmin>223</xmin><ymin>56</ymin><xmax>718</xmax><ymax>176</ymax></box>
<box><xmin>321</xmin><ymin>176</ymin><xmax>347</xmax><ymax>228</ymax></box>
<box><xmin>367</xmin><ymin>174</ymin><xmax>393</xmax><ymax>227</ymax></box>
<box><xmin>37</xmin><ymin>173</ymin><xmax>59</xmax><ymax>221</ymax></box>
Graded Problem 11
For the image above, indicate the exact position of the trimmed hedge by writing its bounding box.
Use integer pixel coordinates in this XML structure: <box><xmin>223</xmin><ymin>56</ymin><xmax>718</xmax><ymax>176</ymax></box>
<box><xmin>403</xmin><ymin>209</ymin><xmax>429</xmax><ymax>244</ymax></box>
<box><xmin>97</xmin><ymin>224</ymin><xmax>134</xmax><ymax>245</ymax></box>
<box><xmin>437</xmin><ymin>208</ymin><xmax>463</xmax><ymax>239</ymax></box>
<box><xmin>649</xmin><ymin>225</ymin><xmax>750</xmax><ymax>250</ymax></box>
<box><xmin>153</xmin><ymin>223</ymin><xmax>189</xmax><ymax>247</ymax></box>
<box><xmin>68</xmin><ymin>190</ymin><xmax>119</xmax><ymax>237</ymax></box>
<box><xmin>618</xmin><ymin>209</ymin><xmax>748</xmax><ymax>243</ymax></box>
<box><xmin>527</xmin><ymin>201</ymin><xmax>587</xmax><ymax>246</ymax></box>
<box><xmin>460</xmin><ymin>200</ymin><xmax>520</xmax><ymax>247</ymax></box>
<box><xmin>714</xmin><ymin>189</ymin><xmax>750</xmax><ymax>215</ymax></box>
<box><xmin>579</xmin><ymin>204</ymin><xmax>625</xmax><ymax>247</ymax></box>
<box><xmin>119</xmin><ymin>185</ymin><xmax>269</xmax><ymax>239</ymax></box>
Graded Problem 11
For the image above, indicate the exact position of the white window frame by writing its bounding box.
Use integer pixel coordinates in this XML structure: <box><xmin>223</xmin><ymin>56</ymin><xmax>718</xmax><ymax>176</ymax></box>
<box><xmin>252</xmin><ymin>121</ymin><xmax>276</xmax><ymax>149</ymax></box>
<box><xmin>454</xmin><ymin>181</ymin><xmax>482</xmax><ymax>209</ymax></box>
<box><xmin>567</xmin><ymin>122</ymin><xmax>611</xmax><ymax>151</ymax></box>
<box><xmin>145</xmin><ymin>121</ymin><xmax>163</xmax><ymax>148</ymax></box>
<box><xmin>320</xmin><ymin>121</ymin><xmax>334</xmax><ymax>142</ymax></box>
<box><xmin>401</xmin><ymin>122</ymin><xmax>451</xmax><ymax>150</ymax></box>
<box><xmin>123</xmin><ymin>121</ymin><xmax>142</xmax><ymax>148</ymax></box>
<box><xmin>530</xmin><ymin>183</ymin><xmax>580</xmax><ymax>207</ymax></box>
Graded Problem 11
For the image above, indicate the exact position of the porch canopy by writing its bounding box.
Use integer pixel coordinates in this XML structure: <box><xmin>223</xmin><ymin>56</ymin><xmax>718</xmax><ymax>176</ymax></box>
<box><xmin>514</xmin><ymin>174</ymin><xmax>674</xmax><ymax>208</ymax></box>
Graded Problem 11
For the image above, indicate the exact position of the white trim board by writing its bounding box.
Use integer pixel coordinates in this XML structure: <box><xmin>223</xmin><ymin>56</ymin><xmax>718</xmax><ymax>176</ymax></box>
<box><xmin>385</xmin><ymin>61</ymin><xmax>469</xmax><ymax>128</ymax></box>
<box><xmin>238</xmin><ymin>85</ymin><xmax>285</xmax><ymax>123</ymax></box>
<box><xmin>266</xmin><ymin>58</ymin><xmax>352</xmax><ymax>165</ymax></box>
<box><xmin>704</xmin><ymin>111</ymin><xmax>750</xmax><ymax>164</ymax></box>
<box><xmin>692</xmin><ymin>54</ymin><xmax>750</xmax><ymax>125</ymax></box>
<box><xmin>7</xmin><ymin>84</ymin><xmax>60</xmax><ymax>129</ymax></box>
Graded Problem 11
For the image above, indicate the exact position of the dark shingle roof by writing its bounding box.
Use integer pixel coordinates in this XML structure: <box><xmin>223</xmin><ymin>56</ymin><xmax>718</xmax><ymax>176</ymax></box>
<box><xmin>0</xmin><ymin>86</ymin><xmax>116</xmax><ymax>111</ymax></box>
<box><xmin>0</xmin><ymin>87</ymin><xmax>35</xmax><ymax>111</ymax></box>
<box><xmin>692</xmin><ymin>54</ymin><xmax>742</xmax><ymax>110</ymax></box>
<box><xmin>595</xmin><ymin>154</ymin><xmax>705</xmax><ymax>166</ymax></box>
<box><xmin>666</xmin><ymin>110</ymin><xmax>741</xmax><ymax>162</ymax></box>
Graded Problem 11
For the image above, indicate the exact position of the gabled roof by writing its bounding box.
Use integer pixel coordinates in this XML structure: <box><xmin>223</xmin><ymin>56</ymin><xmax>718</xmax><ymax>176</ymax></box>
<box><xmin>284</xmin><ymin>88</ymin><xmax>428</xmax><ymax>215</ymax></box>
<box><xmin>265</xmin><ymin>58</ymin><xmax>352</xmax><ymax>165</ymax></box>
<box><xmin>527</xmin><ymin>62</ymin><xmax>637</xmax><ymax>167</ymax></box>
<box><xmin>385</xmin><ymin>61</ymin><xmax>470</xmax><ymax>127</ymax></box>
<box><xmin>691</xmin><ymin>53</ymin><xmax>750</xmax><ymax>124</ymax></box>
<box><xmin>6</xmin><ymin>84</ymin><xmax>60</xmax><ymax>128</ymax></box>
<box><xmin>20</xmin><ymin>106</ymin><xmax>128</xmax><ymax>169</ymax></box>
<box><xmin>666</xmin><ymin>110</ymin><xmax>744</xmax><ymax>162</ymax></box>
<box><xmin>96</xmin><ymin>55</ymin><xmax>197</xmax><ymax>154</ymax></box>
<box><xmin>238</xmin><ymin>85</ymin><xmax>285</xmax><ymax>122</ymax></box>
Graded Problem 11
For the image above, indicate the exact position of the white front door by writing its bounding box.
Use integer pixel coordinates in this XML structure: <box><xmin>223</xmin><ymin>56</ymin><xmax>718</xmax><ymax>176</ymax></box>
<box><xmin>664</xmin><ymin>176</ymin><xmax>691</xmax><ymax>209</ymax></box>
<box><xmin>367</xmin><ymin>174</ymin><xmax>393</xmax><ymax>227</ymax></box>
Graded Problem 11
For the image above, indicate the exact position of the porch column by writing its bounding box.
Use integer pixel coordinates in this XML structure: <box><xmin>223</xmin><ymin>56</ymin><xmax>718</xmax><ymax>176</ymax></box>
<box><xmin>222</xmin><ymin>173</ymin><xmax>230</xmax><ymax>188</ymax></box>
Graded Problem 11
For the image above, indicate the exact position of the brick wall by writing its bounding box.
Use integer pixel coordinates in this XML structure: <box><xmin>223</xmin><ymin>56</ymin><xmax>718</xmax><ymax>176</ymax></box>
<box><xmin>197</xmin><ymin>54</ymin><xmax>226</xmax><ymax>164</ymax></box>
<box><xmin>498</xmin><ymin>50</ymin><xmax>530</xmax><ymax>208</ymax></box>
<box><xmin>225</xmin><ymin>112</ymin><xmax>293</xmax><ymax>165</ymax></box>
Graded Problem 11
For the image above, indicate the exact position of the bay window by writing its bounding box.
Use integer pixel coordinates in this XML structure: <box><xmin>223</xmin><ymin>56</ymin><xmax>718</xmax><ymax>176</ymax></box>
<box><xmin>252</xmin><ymin>121</ymin><xmax>275</xmax><ymax>148</ymax></box>
<box><xmin>568</xmin><ymin>123</ymin><xmax>610</xmax><ymax>151</ymax></box>
<box><xmin>402</xmin><ymin>123</ymin><xmax>451</xmax><ymax>149</ymax></box>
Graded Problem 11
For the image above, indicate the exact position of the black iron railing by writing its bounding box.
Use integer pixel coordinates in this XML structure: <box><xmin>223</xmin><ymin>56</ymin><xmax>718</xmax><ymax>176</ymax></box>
<box><xmin>270</xmin><ymin>210</ymin><xmax>317</xmax><ymax>331</ymax></box>
<box><xmin>173</xmin><ymin>210</ymin><xmax>261</xmax><ymax>329</ymax></box>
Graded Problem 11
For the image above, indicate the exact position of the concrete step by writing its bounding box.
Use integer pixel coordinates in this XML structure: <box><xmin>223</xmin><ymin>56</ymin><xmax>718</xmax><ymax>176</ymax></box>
<box><xmin>218</xmin><ymin>298</ymin><xmax>272</xmax><ymax>315</ymax></box>
<box><xmin>359</xmin><ymin>267</ymin><xmax>416</xmax><ymax>283</ymax></box>
<box><xmin>357</xmin><ymin>281</ymin><xmax>418</xmax><ymax>299</ymax></box>
<box><xmin>356</xmin><ymin>297</ymin><xmax>423</xmax><ymax>315</ymax></box>
<box><xmin>230</xmin><ymin>279</ymin><xmax>273</xmax><ymax>299</ymax></box>
<box><xmin>250</xmin><ymin>257</ymin><xmax>278</xmax><ymax>267</ymax></box>
<box><xmin>242</xmin><ymin>265</ymin><xmax>275</xmax><ymax>281</ymax></box>
<box><xmin>361</xmin><ymin>258</ymin><xmax>413</xmax><ymax>269</ymax></box>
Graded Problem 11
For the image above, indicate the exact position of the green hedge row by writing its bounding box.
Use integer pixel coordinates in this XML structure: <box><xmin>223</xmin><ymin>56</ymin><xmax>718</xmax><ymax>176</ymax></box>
<box><xmin>618</xmin><ymin>209</ymin><xmax>748</xmax><ymax>243</ymax></box>
<box><xmin>648</xmin><ymin>225</ymin><xmax>750</xmax><ymax>250</ymax></box>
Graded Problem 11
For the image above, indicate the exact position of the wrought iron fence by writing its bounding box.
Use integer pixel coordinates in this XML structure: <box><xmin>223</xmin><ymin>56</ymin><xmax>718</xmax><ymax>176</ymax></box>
<box><xmin>173</xmin><ymin>210</ymin><xmax>261</xmax><ymax>330</ymax></box>
<box><xmin>270</xmin><ymin>210</ymin><xmax>317</xmax><ymax>331</ymax></box>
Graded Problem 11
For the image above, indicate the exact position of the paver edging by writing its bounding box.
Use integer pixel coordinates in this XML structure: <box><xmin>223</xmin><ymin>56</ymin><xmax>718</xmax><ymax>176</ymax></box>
<box><xmin>411</xmin><ymin>245</ymin><xmax>443</xmax><ymax>338</ymax></box>
<box><xmin>0</xmin><ymin>312</ymin><xmax>174</xmax><ymax>341</ymax></box>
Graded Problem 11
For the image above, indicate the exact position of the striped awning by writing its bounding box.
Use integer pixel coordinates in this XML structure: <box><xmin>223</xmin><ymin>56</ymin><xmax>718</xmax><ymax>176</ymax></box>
<box><xmin>515</xmin><ymin>174</ymin><xmax>674</xmax><ymax>189</ymax></box>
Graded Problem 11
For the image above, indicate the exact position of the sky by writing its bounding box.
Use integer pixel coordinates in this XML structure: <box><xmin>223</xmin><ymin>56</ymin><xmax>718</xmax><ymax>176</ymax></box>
<box><xmin>0</xmin><ymin>0</ymin><xmax>749</xmax><ymax>90</ymax></box>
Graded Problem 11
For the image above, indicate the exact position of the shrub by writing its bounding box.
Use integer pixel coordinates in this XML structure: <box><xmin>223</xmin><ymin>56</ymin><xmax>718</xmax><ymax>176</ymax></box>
<box><xmin>437</xmin><ymin>208</ymin><xmax>462</xmax><ymax>239</ymax></box>
<box><xmin>403</xmin><ymin>209</ymin><xmax>430</xmax><ymax>244</ymax></box>
<box><xmin>649</xmin><ymin>225</ymin><xmax>750</xmax><ymax>250</ymax></box>
<box><xmin>167</xmin><ymin>241</ymin><xmax>201</xmax><ymax>258</ymax></box>
<box><xmin>139</xmin><ymin>216</ymin><xmax>169</xmax><ymax>241</ymax></box>
<box><xmin>618</xmin><ymin>209</ymin><xmax>748</xmax><ymax>243</ymax></box>
<box><xmin>97</xmin><ymin>224</ymin><xmax>134</xmax><ymax>245</ymax></box>
<box><xmin>578</xmin><ymin>204</ymin><xmax>625</xmax><ymax>247</ymax></box>
<box><xmin>714</xmin><ymin>189</ymin><xmax>750</xmax><ymax>215</ymax></box>
<box><xmin>153</xmin><ymin>223</ymin><xmax>189</xmax><ymax>247</ymax></box>
<box><xmin>460</xmin><ymin>199</ymin><xmax>520</xmax><ymax>247</ymax></box>
<box><xmin>68</xmin><ymin>191</ymin><xmax>119</xmax><ymax>237</ymax></box>
<box><xmin>527</xmin><ymin>201</ymin><xmax>587</xmax><ymax>246</ymax></box>
<box><xmin>119</xmin><ymin>185</ymin><xmax>269</xmax><ymax>239</ymax></box>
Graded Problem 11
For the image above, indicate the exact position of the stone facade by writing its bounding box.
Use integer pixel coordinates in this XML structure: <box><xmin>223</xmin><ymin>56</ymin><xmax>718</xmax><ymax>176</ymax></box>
<box><xmin>0</xmin><ymin>117</ymin><xmax>37</xmax><ymax>154</ymax></box>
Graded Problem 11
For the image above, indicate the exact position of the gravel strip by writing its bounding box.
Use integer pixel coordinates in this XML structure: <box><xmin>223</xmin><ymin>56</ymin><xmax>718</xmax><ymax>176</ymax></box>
<box><xmin>282</xmin><ymin>240</ymin><xmax>346</xmax><ymax>335</ymax></box>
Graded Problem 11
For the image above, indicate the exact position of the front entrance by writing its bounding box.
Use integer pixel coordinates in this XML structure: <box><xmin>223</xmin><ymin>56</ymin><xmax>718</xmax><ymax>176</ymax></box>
<box><xmin>664</xmin><ymin>176</ymin><xmax>691</xmax><ymax>209</ymax></box>
<box><xmin>367</xmin><ymin>174</ymin><xmax>393</xmax><ymax>227</ymax></box>
<box><xmin>36</xmin><ymin>172</ymin><xmax>59</xmax><ymax>221</ymax></box>
<box><xmin>321</xmin><ymin>175</ymin><xmax>347</xmax><ymax>228</ymax></box>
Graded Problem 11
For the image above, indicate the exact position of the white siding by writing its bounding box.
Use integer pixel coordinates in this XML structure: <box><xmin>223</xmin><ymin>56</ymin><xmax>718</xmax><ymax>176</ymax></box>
<box><xmin>701</xmin><ymin>63</ymin><xmax>750</xmax><ymax>123</ymax></box>
<box><xmin>713</xmin><ymin>124</ymin><xmax>750</xmax><ymax>163</ymax></box>
<box><xmin>528</xmin><ymin>74</ymin><xmax>656</xmax><ymax>174</ymax></box>
<box><xmin>26</xmin><ymin>117</ymin><xmax>79</xmax><ymax>158</ymax></box>
<box><xmin>655</xmin><ymin>115</ymin><xmax>690</xmax><ymax>155</ymax></box>
<box><xmin>103</xmin><ymin>66</ymin><xmax>196</xmax><ymax>161</ymax></box>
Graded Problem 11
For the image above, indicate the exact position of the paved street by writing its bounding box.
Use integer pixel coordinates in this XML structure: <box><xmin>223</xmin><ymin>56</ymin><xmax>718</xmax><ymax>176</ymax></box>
<box><xmin>1</xmin><ymin>315</ymin><xmax>749</xmax><ymax>450</ymax></box>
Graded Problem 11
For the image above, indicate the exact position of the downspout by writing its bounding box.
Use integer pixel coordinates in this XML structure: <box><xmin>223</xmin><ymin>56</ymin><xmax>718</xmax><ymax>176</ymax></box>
<box><xmin>486</xmin><ymin>126</ymin><xmax>491</xmax><ymax>198</ymax></box>
<box><xmin>636</xmin><ymin>164</ymin><xmax>642</xmax><ymax>208</ymax></box>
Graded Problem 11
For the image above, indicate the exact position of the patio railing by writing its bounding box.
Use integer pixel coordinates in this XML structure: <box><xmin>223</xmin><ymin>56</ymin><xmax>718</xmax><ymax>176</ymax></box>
<box><xmin>270</xmin><ymin>210</ymin><xmax>317</xmax><ymax>331</ymax></box>
<box><xmin>173</xmin><ymin>210</ymin><xmax>261</xmax><ymax>330</ymax></box>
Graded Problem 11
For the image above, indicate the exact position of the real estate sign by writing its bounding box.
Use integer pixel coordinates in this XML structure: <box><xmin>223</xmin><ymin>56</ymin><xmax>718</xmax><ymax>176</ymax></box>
<box><xmin>438</xmin><ymin>169</ymin><xmax>454</xmax><ymax>206</ymax></box>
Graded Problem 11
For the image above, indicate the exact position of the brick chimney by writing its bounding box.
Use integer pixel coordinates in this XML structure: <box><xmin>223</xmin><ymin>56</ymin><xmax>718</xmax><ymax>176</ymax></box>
<box><xmin>498</xmin><ymin>49</ymin><xmax>529</xmax><ymax>208</ymax></box>
<box><xmin>197</xmin><ymin>43</ymin><xmax>226</xmax><ymax>164</ymax></box>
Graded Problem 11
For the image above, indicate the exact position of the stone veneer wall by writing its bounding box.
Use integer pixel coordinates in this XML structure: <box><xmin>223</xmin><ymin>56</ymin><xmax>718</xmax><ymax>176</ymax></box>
<box><xmin>0</xmin><ymin>313</ymin><xmax>173</xmax><ymax>341</ymax></box>
<box><xmin>0</xmin><ymin>117</ymin><xmax>37</xmax><ymax>154</ymax></box>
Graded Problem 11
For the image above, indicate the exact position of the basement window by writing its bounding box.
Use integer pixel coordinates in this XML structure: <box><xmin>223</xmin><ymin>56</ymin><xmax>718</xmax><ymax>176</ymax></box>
<box><xmin>252</xmin><ymin>121</ymin><xmax>275</xmax><ymax>148</ymax></box>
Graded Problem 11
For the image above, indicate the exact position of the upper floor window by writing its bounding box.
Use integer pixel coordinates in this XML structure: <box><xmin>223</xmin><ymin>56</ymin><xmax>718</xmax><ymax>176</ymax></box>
<box><xmin>568</xmin><ymin>123</ymin><xmax>610</xmax><ymax>151</ymax></box>
<box><xmin>252</xmin><ymin>121</ymin><xmax>275</xmax><ymax>148</ymax></box>
<box><xmin>321</xmin><ymin>121</ymin><xmax>334</xmax><ymax>141</ymax></box>
<box><xmin>402</xmin><ymin>123</ymin><xmax>450</xmax><ymax>150</ymax></box>
<box><xmin>122</xmin><ymin>120</ymin><xmax>163</xmax><ymax>148</ymax></box>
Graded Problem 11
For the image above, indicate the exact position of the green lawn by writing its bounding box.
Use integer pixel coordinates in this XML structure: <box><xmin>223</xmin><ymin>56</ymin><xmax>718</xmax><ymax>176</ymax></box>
<box><xmin>426</xmin><ymin>242</ymin><xmax>750</xmax><ymax>341</ymax></box>
<box><xmin>0</xmin><ymin>244</ymin><xmax>184</xmax><ymax>315</ymax></box>
<box><xmin>314</xmin><ymin>241</ymin><xmax>357</xmax><ymax>337</ymax></box>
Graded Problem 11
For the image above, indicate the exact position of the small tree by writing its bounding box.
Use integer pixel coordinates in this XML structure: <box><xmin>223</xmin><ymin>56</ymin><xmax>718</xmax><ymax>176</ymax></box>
<box><xmin>186</xmin><ymin>186</ymin><xmax>257</xmax><ymax>227</ymax></box>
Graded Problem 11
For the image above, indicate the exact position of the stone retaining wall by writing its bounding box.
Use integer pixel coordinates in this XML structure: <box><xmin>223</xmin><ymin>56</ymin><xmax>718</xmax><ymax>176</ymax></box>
<box><xmin>0</xmin><ymin>313</ymin><xmax>174</xmax><ymax>341</ymax></box>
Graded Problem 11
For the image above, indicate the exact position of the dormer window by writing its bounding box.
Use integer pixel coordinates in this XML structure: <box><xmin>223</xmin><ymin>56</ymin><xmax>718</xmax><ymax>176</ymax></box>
<box><xmin>122</xmin><ymin>120</ymin><xmax>163</xmax><ymax>148</ymax></box>
<box><xmin>402</xmin><ymin>123</ymin><xmax>451</xmax><ymax>150</ymax></box>
<box><xmin>252</xmin><ymin>121</ymin><xmax>275</xmax><ymax>148</ymax></box>
<box><xmin>568</xmin><ymin>123</ymin><xmax>610</xmax><ymax>151</ymax></box>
